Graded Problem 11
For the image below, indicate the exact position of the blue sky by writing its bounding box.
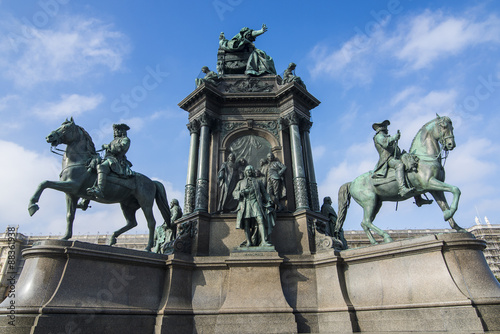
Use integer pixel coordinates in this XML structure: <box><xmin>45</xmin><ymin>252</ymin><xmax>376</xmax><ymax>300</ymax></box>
<box><xmin>1</xmin><ymin>0</ymin><xmax>499</xmax><ymax>237</ymax></box>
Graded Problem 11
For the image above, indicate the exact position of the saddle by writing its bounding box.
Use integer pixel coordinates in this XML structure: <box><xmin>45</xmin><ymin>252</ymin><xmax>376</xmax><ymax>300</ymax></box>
<box><xmin>371</xmin><ymin>153</ymin><xmax>419</xmax><ymax>187</ymax></box>
<box><xmin>107</xmin><ymin>173</ymin><xmax>137</xmax><ymax>190</ymax></box>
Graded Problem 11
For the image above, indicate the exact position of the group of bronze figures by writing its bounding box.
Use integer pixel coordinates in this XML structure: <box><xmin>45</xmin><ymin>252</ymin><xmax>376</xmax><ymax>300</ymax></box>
<box><xmin>196</xmin><ymin>24</ymin><xmax>306</xmax><ymax>88</ymax></box>
<box><xmin>217</xmin><ymin>152</ymin><xmax>286</xmax><ymax>247</ymax></box>
<box><xmin>28</xmin><ymin>25</ymin><xmax>466</xmax><ymax>252</ymax></box>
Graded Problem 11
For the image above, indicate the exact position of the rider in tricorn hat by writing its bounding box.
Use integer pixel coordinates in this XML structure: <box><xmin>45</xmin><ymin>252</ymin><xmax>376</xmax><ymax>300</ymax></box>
<box><xmin>87</xmin><ymin>123</ymin><xmax>134</xmax><ymax>198</ymax></box>
<box><xmin>371</xmin><ymin>120</ymin><xmax>414</xmax><ymax>197</ymax></box>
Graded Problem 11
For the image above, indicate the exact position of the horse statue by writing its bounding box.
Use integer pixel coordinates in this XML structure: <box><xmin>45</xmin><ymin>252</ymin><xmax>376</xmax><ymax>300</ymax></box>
<box><xmin>28</xmin><ymin>118</ymin><xmax>172</xmax><ymax>251</ymax></box>
<box><xmin>336</xmin><ymin>115</ymin><xmax>466</xmax><ymax>246</ymax></box>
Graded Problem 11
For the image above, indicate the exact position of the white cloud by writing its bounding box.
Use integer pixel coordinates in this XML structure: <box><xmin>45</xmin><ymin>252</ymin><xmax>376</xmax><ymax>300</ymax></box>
<box><xmin>312</xmin><ymin>145</ymin><xmax>326</xmax><ymax>160</ymax></box>
<box><xmin>389</xmin><ymin>89</ymin><xmax>458</xmax><ymax>148</ymax></box>
<box><xmin>0</xmin><ymin>94</ymin><xmax>19</xmax><ymax>111</ymax></box>
<box><xmin>32</xmin><ymin>93</ymin><xmax>104</xmax><ymax>120</ymax></box>
<box><xmin>390</xmin><ymin>86</ymin><xmax>421</xmax><ymax>106</ymax></box>
<box><xmin>0</xmin><ymin>140</ymin><xmax>187</xmax><ymax>237</ymax></box>
<box><xmin>308</xmin><ymin>9</ymin><xmax>500</xmax><ymax>85</ymax></box>
<box><xmin>1</xmin><ymin>15</ymin><xmax>130</xmax><ymax>87</ymax></box>
<box><xmin>392</xmin><ymin>11</ymin><xmax>500</xmax><ymax>70</ymax></box>
<box><xmin>0</xmin><ymin>140</ymin><xmax>61</xmax><ymax>230</ymax></box>
<box><xmin>318</xmin><ymin>140</ymin><xmax>376</xmax><ymax>203</ymax></box>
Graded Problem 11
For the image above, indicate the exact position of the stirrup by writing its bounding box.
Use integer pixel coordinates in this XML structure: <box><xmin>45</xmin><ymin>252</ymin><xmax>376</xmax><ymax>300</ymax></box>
<box><xmin>87</xmin><ymin>186</ymin><xmax>104</xmax><ymax>198</ymax></box>
<box><xmin>415</xmin><ymin>197</ymin><xmax>433</xmax><ymax>207</ymax></box>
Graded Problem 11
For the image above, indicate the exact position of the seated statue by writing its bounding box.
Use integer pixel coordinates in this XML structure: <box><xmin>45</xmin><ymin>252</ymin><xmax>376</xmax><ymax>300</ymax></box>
<box><xmin>282</xmin><ymin>62</ymin><xmax>306</xmax><ymax>88</ymax></box>
<box><xmin>152</xmin><ymin>198</ymin><xmax>183</xmax><ymax>254</ymax></box>
<box><xmin>195</xmin><ymin>66</ymin><xmax>220</xmax><ymax>87</ymax></box>
<box><xmin>218</xmin><ymin>24</ymin><xmax>276</xmax><ymax>76</ymax></box>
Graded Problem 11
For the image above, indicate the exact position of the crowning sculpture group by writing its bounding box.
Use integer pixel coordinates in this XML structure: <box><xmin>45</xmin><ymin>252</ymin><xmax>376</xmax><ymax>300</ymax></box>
<box><xmin>28</xmin><ymin>24</ymin><xmax>465</xmax><ymax>252</ymax></box>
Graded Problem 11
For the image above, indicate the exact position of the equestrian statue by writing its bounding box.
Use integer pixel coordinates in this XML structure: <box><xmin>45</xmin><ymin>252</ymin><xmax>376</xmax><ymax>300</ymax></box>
<box><xmin>336</xmin><ymin>115</ymin><xmax>466</xmax><ymax>246</ymax></box>
<box><xmin>28</xmin><ymin>118</ymin><xmax>171</xmax><ymax>252</ymax></box>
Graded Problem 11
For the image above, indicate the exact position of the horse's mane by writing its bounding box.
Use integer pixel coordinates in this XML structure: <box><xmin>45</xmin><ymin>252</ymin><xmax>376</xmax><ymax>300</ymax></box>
<box><xmin>409</xmin><ymin>116</ymin><xmax>451</xmax><ymax>151</ymax></box>
<box><xmin>76</xmin><ymin>124</ymin><xmax>97</xmax><ymax>154</ymax></box>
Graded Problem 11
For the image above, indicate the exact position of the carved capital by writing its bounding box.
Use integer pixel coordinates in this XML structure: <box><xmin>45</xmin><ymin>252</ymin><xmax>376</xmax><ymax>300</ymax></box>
<box><xmin>198</xmin><ymin>112</ymin><xmax>216</xmax><ymax>128</ymax></box>
<box><xmin>281</xmin><ymin>111</ymin><xmax>309</xmax><ymax>129</ymax></box>
<box><xmin>187</xmin><ymin>119</ymin><xmax>200</xmax><ymax>135</ymax></box>
<box><xmin>286</xmin><ymin>111</ymin><xmax>301</xmax><ymax>126</ymax></box>
<box><xmin>300</xmin><ymin>119</ymin><xmax>313</xmax><ymax>133</ymax></box>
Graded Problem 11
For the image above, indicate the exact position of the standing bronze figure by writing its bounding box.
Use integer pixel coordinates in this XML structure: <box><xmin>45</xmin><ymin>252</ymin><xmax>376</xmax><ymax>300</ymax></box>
<box><xmin>233</xmin><ymin>165</ymin><xmax>274</xmax><ymax>247</ymax></box>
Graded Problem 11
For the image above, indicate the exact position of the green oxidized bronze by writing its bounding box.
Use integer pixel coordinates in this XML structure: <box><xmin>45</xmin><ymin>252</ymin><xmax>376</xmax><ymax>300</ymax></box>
<box><xmin>218</xmin><ymin>24</ymin><xmax>276</xmax><ymax>76</ymax></box>
<box><xmin>233</xmin><ymin>165</ymin><xmax>276</xmax><ymax>247</ymax></box>
<box><xmin>336</xmin><ymin>115</ymin><xmax>465</xmax><ymax>245</ymax></box>
<box><xmin>152</xmin><ymin>198</ymin><xmax>183</xmax><ymax>254</ymax></box>
<box><xmin>282</xmin><ymin>62</ymin><xmax>306</xmax><ymax>89</ymax></box>
<box><xmin>28</xmin><ymin>118</ymin><xmax>172</xmax><ymax>252</ymax></box>
<box><xmin>195</xmin><ymin>66</ymin><xmax>220</xmax><ymax>87</ymax></box>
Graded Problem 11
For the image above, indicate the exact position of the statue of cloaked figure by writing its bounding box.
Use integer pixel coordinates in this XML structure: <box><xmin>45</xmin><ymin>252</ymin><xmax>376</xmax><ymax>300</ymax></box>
<box><xmin>219</xmin><ymin>24</ymin><xmax>276</xmax><ymax>76</ymax></box>
<box><xmin>321</xmin><ymin>196</ymin><xmax>347</xmax><ymax>249</ymax></box>
<box><xmin>233</xmin><ymin>165</ymin><xmax>275</xmax><ymax>247</ymax></box>
<box><xmin>87</xmin><ymin>123</ymin><xmax>134</xmax><ymax>198</ymax></box>
<box><xmin>195</xmin><ymin>66</ymin><xmax>220</xmax><ymax>87</ymax></box>
<box><xmin>266</xmin><ymin>153</ymin><xmax>287</xmax><ymax>212</ymax></box>
<box><xmin>217</xmin><ymin>153</ymin><xmax>238</xmax><ymax>212</ymax></box>
<box><xmin>282</xmin><ymin>62</ymin><xmax>306</xmax><ymax>89</ymax></box>
<box><xmin>152</xmin><ymin>199</ymin><xmax>183</xmax><ymax>254</ymax></box>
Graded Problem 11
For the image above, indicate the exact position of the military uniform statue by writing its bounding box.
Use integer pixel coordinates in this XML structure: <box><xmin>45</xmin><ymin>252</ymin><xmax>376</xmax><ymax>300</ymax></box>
<box><xmin>371</xmin><ymin>120</ymin><xmax>413</xmax><ymax>197</ymax></box>
<box><xmin>87</xmin><ymin>123</ymin><xmax>134</xmax><ymax>198</ymax></box>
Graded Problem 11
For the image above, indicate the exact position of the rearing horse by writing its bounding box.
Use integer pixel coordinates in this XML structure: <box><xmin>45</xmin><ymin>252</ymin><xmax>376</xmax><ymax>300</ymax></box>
<box><xmin>336</xmin><ymin>115</ymin><xmax>466</xmax><ymax>245</ymax></box>
<box><xmin>28</xmin><ymin>118</ymin><xmax>171</xmax><ymax>251</ymax></box>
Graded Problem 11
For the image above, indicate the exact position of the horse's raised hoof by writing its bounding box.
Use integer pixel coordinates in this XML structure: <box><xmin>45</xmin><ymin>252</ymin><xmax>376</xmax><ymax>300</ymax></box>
<box><xmin>108</xmin><ymin>235</ymin><xmax>117</xmax><ymax>246</ymax></box>
<box><xmin>28</xmin><ymin>204</ymin><xmax>39</xmax><ymax>216</ymax></box>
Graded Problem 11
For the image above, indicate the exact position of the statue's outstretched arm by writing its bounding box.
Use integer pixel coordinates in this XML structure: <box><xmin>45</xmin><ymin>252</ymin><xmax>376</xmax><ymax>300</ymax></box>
<box><xmin>251</xmin><ymin>24</ymin><xmax>268</xmax><ymax>38</ymax></box>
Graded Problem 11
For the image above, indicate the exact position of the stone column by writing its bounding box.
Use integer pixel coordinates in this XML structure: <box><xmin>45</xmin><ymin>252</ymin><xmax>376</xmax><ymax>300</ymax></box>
<box><xmin>286</xmin><ymin>112</ymin><xmax>309</xmax><ymax>210</ymax></box>
<box><xmin>184</xmin><ymin>120</ymin><xmax>200</xmax><ymax>214</ymax></box>
<box><xmin>301</xmin><ymin>120</ymin><xmax>320</xmax><ymax>212</ymax></box>
<box><xmin>195</xmin><ymin>113</ymin><xmax>212</xmax><ymax>212</ymax></box>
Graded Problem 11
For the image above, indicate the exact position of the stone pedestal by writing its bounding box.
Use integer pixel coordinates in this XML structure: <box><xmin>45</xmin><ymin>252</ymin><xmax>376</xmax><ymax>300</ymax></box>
<box><xmin>2</xmin><ymin>228</ymin><xmax>500</xmax><ymax>333</ymax></box>
<box><xmin>215</xmin><ymin>249</ymin><xmax>296</xmax><ymax>334</ymax></box>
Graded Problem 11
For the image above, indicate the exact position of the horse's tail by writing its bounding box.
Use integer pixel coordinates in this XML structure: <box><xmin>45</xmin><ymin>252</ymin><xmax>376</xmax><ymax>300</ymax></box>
<box><xmin>337</xmin><ymin>182</ymin><xmax>352</xmax><ymax>231</ymax></box>
<box><xmin>154</xmin><ymin>181</ymin><xmax>172</xmax><ymax>226</ymax></box>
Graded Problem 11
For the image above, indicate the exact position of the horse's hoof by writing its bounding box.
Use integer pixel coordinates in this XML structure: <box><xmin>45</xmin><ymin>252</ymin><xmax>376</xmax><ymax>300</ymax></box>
<box><xmin>383</xmin><ymin>236</ymin><xmax>393</xmax><ymax>243</ymax></box>
<box><xmin>108</xmin><ymin>235</ymin><xmax>117</xmax><ymax>246</ymax></box>
<box><xmin>28</xmin><ymin>204</ymin><xmax>39</xmax><ymax>216</ymax></box>
<box><xmin>60</xmin><ymin>236</ymin><xmax>71</xmax><ymax>241</ymax></box>
<box><xmin>144</xmin><ymin>247</ymin><xmax>152</xmax><ymax>253</ymax></box>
